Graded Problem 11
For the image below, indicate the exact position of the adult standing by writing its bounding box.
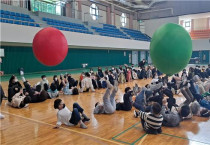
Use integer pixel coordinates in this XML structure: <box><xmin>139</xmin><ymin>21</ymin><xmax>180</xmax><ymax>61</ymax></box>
<box><xmin>139</xmin><ymin>59</ymin><xmax>146</xmax><ymax>69</ymax></box>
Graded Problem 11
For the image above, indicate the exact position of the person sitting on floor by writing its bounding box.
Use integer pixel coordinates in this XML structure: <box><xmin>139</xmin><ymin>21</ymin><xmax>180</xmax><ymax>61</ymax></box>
<box><xmin>134</xmin><ymin>102</ymin><xmax>163</xmax><ymax>134</ymax></box>
<box><xmin>54</xmin><ymin>99</ymin><xmax>90</xmax><ymax>129</ymax></box>
<box><xmin>80</xmin><ymin>72</ymin><xmax>95</xmax><ymax>93</ymax></box>
<box><xmin>8</xmin><ymin>75</ymin><xmax>22</xmax><ymax>103</ymax></box>
<box><xmin>9</xmin><ymin>87</ymin><xmax>31</xmax><ymax>108</ymax></box>
<box><xmin>20</xmin><ymin>71</ymin><xmax>48</xmax><ymax>103</ymax></box>
<box><xmin>47</xmin><ymin>83</ymin><xmax>59</xmax><ymax>99</ymax></box>
<box><xmin>53</xmin><ymin>75</ymin><xmax>60</xmax><ymax>91</ymax></box>
<box><xmin>116</xmin><ymin>87</ymin><xmax>134</xmax><ymax>111</ymax></box>
<box><xmin>37</xmin><ymin>75</ymin><xmax>49</xmax><ymax>91</ymax></box>
<box><xmin>67</xmin><ymin>74</ymin><xmax>78</xmax><ymax>89</ymax></box>
<box><xmin>94</xmin><ymin>80</ymin><xmax>118</xmax><ymax>114</ymax></box>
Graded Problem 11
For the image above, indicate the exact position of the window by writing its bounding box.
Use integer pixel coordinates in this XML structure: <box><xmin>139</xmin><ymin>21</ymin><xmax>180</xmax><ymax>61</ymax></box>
<box><xmin>185</xmin><ymin>21</ymin><xmax>191</xmax><ymax>27</ymax></box>
<box><xmin>121</xmin><ymin>13</ymin><xmax>126</xmax><ymax>27</ymax></box>
<box><xmin>183</xmin><ymin>20</ymin><xmax>191</xmax><ymax>31</ymax></box>
<box><xmin>90</xmin><ymin>4</ymin><xmax>99</xmax><ymax>20</ymax></box>
<box><xmin>56</xmin><ymin>1</ymin><xmax>62</xmax><ymax>15</ymax></box>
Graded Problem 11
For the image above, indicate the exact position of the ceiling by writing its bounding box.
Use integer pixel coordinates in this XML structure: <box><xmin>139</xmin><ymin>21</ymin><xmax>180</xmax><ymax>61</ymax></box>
<box><xmin>106</xmin><ymin>0</ymin><xmax>165</xmax><ymax>10</ymax></box>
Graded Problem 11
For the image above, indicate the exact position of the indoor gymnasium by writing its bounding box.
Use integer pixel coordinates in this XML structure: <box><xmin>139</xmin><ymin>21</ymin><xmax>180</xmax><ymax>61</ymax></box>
<box><xmin>0</xmin><ymin>0</ymin><xmax>210</xmax><ymax>145</ymax></box>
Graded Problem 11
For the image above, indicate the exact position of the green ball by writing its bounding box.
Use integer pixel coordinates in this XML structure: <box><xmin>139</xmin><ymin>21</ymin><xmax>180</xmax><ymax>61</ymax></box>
<box><xmin>150</xmin><ymin>23</ymin><xmax>192</xmax><ymax>76</ymax></box>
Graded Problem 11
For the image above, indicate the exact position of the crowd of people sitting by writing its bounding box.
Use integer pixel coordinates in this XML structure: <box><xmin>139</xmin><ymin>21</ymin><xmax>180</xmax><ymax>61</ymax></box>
<box><xmin>0</xmin><ymin>62</ymin><xmax>210</xmax><ymax>132</ymax></box>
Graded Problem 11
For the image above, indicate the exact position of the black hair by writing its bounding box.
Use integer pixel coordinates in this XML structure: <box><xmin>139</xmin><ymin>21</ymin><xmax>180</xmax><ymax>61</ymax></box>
<box><xmin>125</xmin><ymin>87</ymin><xmax>131</xmax><ymax>93</ymax></box>
<box><xmin>9</xmin><ymin>75</ymin><xmax>16</xmax><ymax>84</ymax></box>
<box><xmin>180</xmin><ymin>105</ymin><xmax>190</xmax><ymax>117</ymax></box>
<box><xmin>72</xmin><ymin>88</ymin><xmax>79</xmax><ymax>95</ymax></box>
<box><xmin>95</xmin><ymin>102</ymin><xmax>99</xmax><ymax>107</ymax></box>
<box><xmin>145</xmin><ymin>84</ymin><xmax>149</xmax><ymax>88</ymax></box>
<box><xmin>50</xmin><ymin>83</ymin><xmax>57</xmax><ymax>91</ymax></box>
<box><xmin>152</xmin><ymin>102</ymin><xmax>161</xmax><ymax>115</ymax></box>
<box><xmin>36</xmin><ymin>85</ymin><xmax>41</xmax><ymax>92</ymax></box>
<box><xmin>53</xmin><ymin>75</ymin><xmax>57</xmax><ymax>80</ymax></box>
<box><xmin>44</xmin><ymin>83</ymin><xmax>49</xmax><ymax>91</ymax></box>
<box><xmin>60</xmin><ymin>74</ymin><xmax>63</xmax><ymax>80</ymax></box>
<box><xmin>85</xmin><ymin>72</ymin><xmax>90</xmax><ymax>77</ymax></box>
<box><xmin>54</xmin><ymin>99</ymin><xmax>62</xmax><ymax>109</ymax></box>
<box><xmin>41</xmin><ymin>75</ymin><xmax>46</xmax><ymax>79</ymax></box>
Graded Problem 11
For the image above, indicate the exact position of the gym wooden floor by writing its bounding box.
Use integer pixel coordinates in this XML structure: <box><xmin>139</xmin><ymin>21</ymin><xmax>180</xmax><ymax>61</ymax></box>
<box><xmin>1</xmin><ymin>75</ymin><xmax>210</xmax><ymax>145</ymax></box>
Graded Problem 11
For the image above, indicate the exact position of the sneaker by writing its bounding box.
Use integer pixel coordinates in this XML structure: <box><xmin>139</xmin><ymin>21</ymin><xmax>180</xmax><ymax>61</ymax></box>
<box><xmin>134</xmin><ymin>110</ymin><xmax>139</xmax><ymax>118</ymax></box>
<box><xmin>69</xmin><ymin>123</ymin><xmax>75</xmax><ymax>127</ymax></box>
<box><xmin>82</xmin><ymin>113</ymin><xmax>90</xmax><ymax>120</ymax></box>
<box><xmin>80</xmin><ymin>122</ymin><xmax>87</xmax><ymax>129</ymax></box>
<box><xmin>19</xmin><ymin>68</ymin><xmax>24</xmax><ymax>76</ymax></box>
<box><xmin>0</xmin><ymin>113</ymin><xmax>5</xmax><ymax>119</ymax></box>
<box><xmin>82</xmin><ymin>118</ymin><xmax>90</xmax><ymax>122</ymax></box>
<box><xmin>3</xmin><ymin>96</ymin><xmax>7</xmax><ymax>100</ymax></box>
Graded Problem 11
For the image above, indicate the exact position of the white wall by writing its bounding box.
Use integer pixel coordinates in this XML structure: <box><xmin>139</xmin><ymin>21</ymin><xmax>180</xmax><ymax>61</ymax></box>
<box><xmin>194</xmin><ymin>18</ymin><xmax>208</xmax><ymax>30</ymax></box>
<box><xmin>0</xmin><ymin>23</ymin><xmax>150</xmax><ymax>50</ymax></box>
<box><xmin>81</xmin><ymin>4</ymin><xmax>90</xmax><ymax>22</ymax></box>
<box><xmin>144</xmin><ymin>16</ymin><xmax>179</xmax><ymax>37</ymax></box>
<box><xmin>192</xmin><ymin>39</ymin><xmax>210</xmax><ymax>51</ymax></box>
<box><xmin>99</xmin><ymin>9</ymin><xmax>106</xmax><ymax>24</ymax></box>
<box><xmin>133</xmin><ymin>20</ymin><xmax>139</xmax><ymax>30</ymax></box>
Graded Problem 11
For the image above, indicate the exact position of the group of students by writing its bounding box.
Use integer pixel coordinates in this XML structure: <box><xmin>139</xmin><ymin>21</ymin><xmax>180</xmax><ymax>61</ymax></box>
<box><xmin>0</xmin><ymin>64</ymin><xmax>210</xmax><ymax>133</ymax></box>
<box><xmin>94</xmin><ymin>64</ymin><xmax>210</xmax><ymax>134</ymax></box>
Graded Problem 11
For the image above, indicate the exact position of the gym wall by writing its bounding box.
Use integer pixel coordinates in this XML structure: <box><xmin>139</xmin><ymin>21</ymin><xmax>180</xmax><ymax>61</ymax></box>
<box><xmin>1</xmin><ymin>46</ymin><xmax>132</xmax><ymax>74</ymax></box>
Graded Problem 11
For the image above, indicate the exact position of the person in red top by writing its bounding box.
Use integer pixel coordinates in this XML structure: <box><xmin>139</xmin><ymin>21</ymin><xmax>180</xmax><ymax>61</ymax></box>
<box><xmin>79</xmin><ymin>72</ymin><xmax>85</xmax><ymax>88</ymax></box>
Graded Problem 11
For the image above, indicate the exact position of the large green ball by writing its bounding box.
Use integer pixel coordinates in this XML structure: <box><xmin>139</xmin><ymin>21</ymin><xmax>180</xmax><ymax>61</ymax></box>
<box><xmin>150</xmin><ymin>23</ymin><xmax>192</xmax><ymax>76</ymax></box>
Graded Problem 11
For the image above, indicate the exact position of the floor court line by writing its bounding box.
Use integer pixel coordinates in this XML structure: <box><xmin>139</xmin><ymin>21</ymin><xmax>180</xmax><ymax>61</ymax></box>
<box><xmin>161</xmin><ymin>133</ymin><xmax>210</xmax><ymax>145</ymax></box>
<box><xmin>1</xmin><ymin>111</ymin><xmax>123</xmax><ymax>145</ymax></box>
<box><xmin>112</xmin><ymin>122</ymin><xmax>146</xmax><ymax>145</ymax></box>
<box><xmin>136</xmin><ymin>134</ymin><xmax>148</xmax><ymax>145</ymax></box>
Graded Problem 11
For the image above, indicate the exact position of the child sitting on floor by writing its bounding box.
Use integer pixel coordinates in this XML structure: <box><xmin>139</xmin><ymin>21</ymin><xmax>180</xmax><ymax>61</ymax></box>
<box><xmin>134</xmin><ymin>102</ymin><xmax>163</xmax><ymax>134</ymax></box>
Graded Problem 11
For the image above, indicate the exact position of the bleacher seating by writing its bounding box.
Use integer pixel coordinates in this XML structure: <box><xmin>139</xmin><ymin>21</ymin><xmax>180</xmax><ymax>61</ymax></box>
<box><xmin>0</xmin><ymin>10</ymin><xmax>40</xmax><ymax>27</ymax></box>
<box><xmin>42</xmin><ymin>17</ymin><xmax>93</xmax><ymax>34</ymax></box>
<box><xmin>121</xmin><ymin>27</ymin><xmax>150</xmax><ymax>41</ymax></box>
<box><xmin>189</xmin><ymin>29</ymin><xmax>210</xmax><ymax>39</ymax></box>
<box><xmin>91</xmin><ymin>24</ymin><xmax>130</xmax><ymax>39</ymax></box>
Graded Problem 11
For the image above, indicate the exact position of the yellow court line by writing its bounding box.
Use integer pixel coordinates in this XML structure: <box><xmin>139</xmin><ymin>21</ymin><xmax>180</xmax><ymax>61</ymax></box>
<box><xmin>137</xmin><ymin>134</ymin><xmax>148</xmax><ymax>145</ymax></box>
<box><xmin>2</xmin><ymin>111</ymin><xmax>123</xmax><ymax>145</ymax></box>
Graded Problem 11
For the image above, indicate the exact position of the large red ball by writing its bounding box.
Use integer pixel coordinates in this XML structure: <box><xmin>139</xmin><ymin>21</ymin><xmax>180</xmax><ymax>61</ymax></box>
<box><xmin>32</xmin><ymin>27</ymin><xmax>68</xmax><ymax>66</ymax></box>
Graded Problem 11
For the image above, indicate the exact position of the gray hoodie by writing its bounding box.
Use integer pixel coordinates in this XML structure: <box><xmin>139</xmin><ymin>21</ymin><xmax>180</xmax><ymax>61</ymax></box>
<box><xmin>161</xmin><ymin>106</ymin><xmax>181</xmax><ymax>127</ymax></box>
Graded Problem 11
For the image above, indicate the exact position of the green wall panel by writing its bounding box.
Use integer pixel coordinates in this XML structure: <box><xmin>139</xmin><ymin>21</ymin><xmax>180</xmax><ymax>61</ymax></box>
<box><xmin>0</xmin><ymin>46</ymin><xmax>131</xmax><ymax>74</ymax></box>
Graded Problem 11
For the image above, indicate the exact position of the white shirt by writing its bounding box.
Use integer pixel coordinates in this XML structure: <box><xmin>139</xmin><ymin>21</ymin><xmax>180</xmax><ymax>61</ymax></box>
<box><xmin>81</xmin><ymin>77</ymin><xmax>92</xmax><ymax>88</ymax></box>
<box><xmin>56</xmin><ymin>107</ymin><xmax>72</xmax><ymax>127</ymax></box>
<box><xmin>11</xmin><ymin>93</ymin><xmax>27</xmax><ymax>108</ymax></box>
